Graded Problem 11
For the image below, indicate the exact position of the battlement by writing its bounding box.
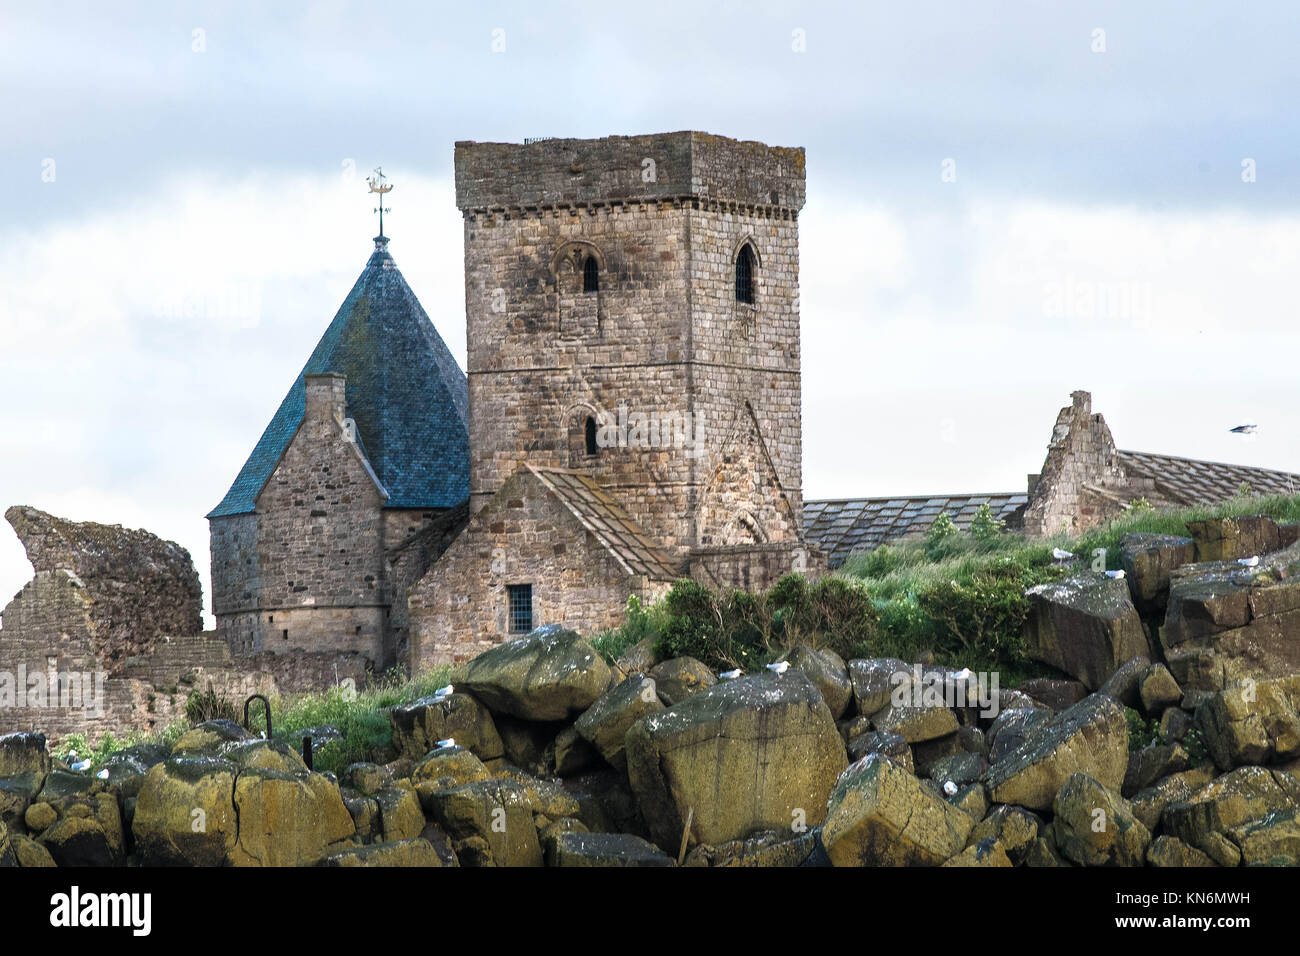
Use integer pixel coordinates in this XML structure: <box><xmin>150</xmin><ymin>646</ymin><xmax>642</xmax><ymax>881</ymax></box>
<box><xmin>454</xmin><ymin>131</ymin><xmax>805</xmax><ymax>212</ymax></box>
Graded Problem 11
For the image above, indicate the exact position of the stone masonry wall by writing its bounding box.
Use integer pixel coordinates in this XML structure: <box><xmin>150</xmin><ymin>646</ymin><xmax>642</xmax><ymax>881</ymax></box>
<box><xmin>407</xmin><ymin>470</ymin><xmax>661</xmax><ymax>669</ymax></box>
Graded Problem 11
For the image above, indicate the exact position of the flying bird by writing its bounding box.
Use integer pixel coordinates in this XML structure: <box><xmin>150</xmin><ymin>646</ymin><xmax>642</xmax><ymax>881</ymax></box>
<box><xmin>1238</xmin><ymin>555</ymin><xmax>1260</xmax><ymax>567</ymax></box>
<box><xmin>1229</xmin><ymin>423</ymin><xmax>1257</xmax><ymax>434</ymax></box>
<box><xmin>1052</xmin><ymin>547</ymin><xmax>1074</xmax><ymax>561</ymax></box>
<box><xmin>718</xmin><ymin>668</ymin><xmax>742</xmax><ymax>680</ymax></box>
<box><xmin>765</xmin><ymin>661</ymin><xmax>789</xmax><ymax>676</ymax></box>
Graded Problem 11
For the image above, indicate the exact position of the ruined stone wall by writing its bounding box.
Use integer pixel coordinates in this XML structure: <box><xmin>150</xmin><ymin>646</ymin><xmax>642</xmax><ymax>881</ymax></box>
<box><xmin>209</xmin><ymin>511</ymin><xmax>260</xmax><ymax>648</ymax></box>
<box><xmin>407</xmin><ymin>471</ymin><xmax>656</xmax><ymax>669</ymax></box>
<box><xmin>384</xmin><ymin>504</ymin><xmax>469</xmax><ymax>669</ymax></box>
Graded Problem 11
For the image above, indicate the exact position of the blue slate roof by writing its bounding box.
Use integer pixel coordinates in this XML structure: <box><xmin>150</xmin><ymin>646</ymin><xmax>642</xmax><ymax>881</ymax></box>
<box><xmin>208</xmin><ymin>238</ymin><xmax>469</xmax><ymax>518</ymax></box>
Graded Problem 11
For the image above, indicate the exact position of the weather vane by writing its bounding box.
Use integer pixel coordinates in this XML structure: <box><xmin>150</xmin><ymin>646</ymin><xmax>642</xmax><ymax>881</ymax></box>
<box><xmin>367</xmin><ymin>166</ymin><xmax>393</xmax><ymax>238</ymax></box>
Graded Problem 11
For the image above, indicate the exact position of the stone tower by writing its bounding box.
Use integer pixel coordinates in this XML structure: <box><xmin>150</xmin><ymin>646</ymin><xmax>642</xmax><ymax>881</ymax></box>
<box><xmin>452</xmin><ymin>132</ymin><xmax>808</xmax><ymax>571</ymax></box>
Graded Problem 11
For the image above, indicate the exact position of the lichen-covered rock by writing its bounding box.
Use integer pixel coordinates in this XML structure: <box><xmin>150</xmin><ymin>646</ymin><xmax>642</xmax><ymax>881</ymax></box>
<box><xmin>1096</xmin><ymin>655</ymin><xmax>1151</xmax><ymax>708</ymax></box>
<box><xmin>1197</xmin><ymin>674</ymin><xmax>1300</xmax><ymax>770</ymax></box>
<box><xmin>1230</xmin><ymin>809</ymin><xmax>1300</xmax><ymax>866</ymax></box>
<box><xmin>551</xmin><ymin>725</ymin><xmax>600</xmax><ymax>776</ymax></box>
<box><xmin>411</xmin><ymin>746</ymin><xmax>492</xmax><ymax>793</ymax></box>
<box><xmin>967</xmin><ymin>805</ymin><xmax>1041</xmax><ymax>865</ymax></box>
<box><xmin>342</xmin><ymin>762</ymin><xmax>393</xmax><ymax>796</ymax></box>
<box><xmin>848</xmin><ymin>657</ymin><xmax>909</xmax><ymax>718</ymax></box>
<box><xmin>494</xmin><ymin>715</ymin><xmax>563</xmax><ymax>777</ymax></box>
<box><xmin>455</xmin><ymin>626</ymin><xmax>611</xmax><ymax>721</ymax></box>
<box><xmin>1019</xmin><ymin>678</ymin><xmax>1088</xmax><ymax>712</ymax></box>
<box><xmin>870</xmin><ymin>700</ymin><xmax>959</xmax><ymax>744</ymax></box>
<box><xmin>1163</xmin><ymin>766</ymin><xmax>1300</xmax><ymax>866</ymax></box>
<box><xmin>788</xmin><ymin>645</ymin><xmax>853</xmax><ymax>719</ymax></box>
<box><xmin>0</xmin><ymin>820</ymin><xmax>16</xmax><ymax>867</ymax></box>
<box><xmin>1024</xmin><ymin>573</ymin><xmax>1149</xmax><ymax>690</ymax></box>
<box><xmin>1124</xmin><ymin>741</ymin><xmax>1190</xmax><ymax>795</ymax></box>
<box><xmin>987</xmin><ymin>708</ymin><xmax>1052</xmax><ymax>763</ymax></box>
<box><xmin>648</xmin><ymin>657</ymin><xmax>716</xmax><ymax>706</ymax></box>
<box><xmin>0</xmin><ymin>732</ymin><xmax>50</xmax><ymax>782</ymax></box>
<box><xmin>547</xmin><ymin>831</ymin><xmax>674</xmax><ymax>867</ymax></box>
<box><xmin>0</xmin><ymin>773</ymin><xmax>42</xmax><ymax>830</ymax></box>
<box><xmin>388</xmin><ymin>691</ymin><xmax>504</xmax><ymax>762</ymax></box>
<box><xmin>219</xmin><ymin>738</ymin><xmax>308</xmax><ymax>775</ymax></box>
<box><xmin>10</xmin><ymin>832</ymin><xmax>56</xmax><ymax>867</ymax></box>
<box><xmin>422</xmin><ymin>778</ymin><xmax>542</xmax><ymax>867</ymax></box>
<box><xmin>681</xmin><ymin>829</ymin><xmax>818</xmax><ymax>868</ymax></box>
<box><xmin>575</xmin><ymin>674</ymin><xmax>664</xmax><ymax>771</ymax></box>
<box><xmin>1146</xmin><ymin>835</ymin><xmax>1216</xmax><ymax>867</ymax></box>
<box><xmin>35</xmin><ymin>786</ymin><xmax>125</xmax><ymax>867</ymax></box>
<box><xmin>228</xmin><ymin>767</ymin><xmax>355</xmax><ymax>866</ymax></box>
<box><xmin>1120</xmin><ymin>533</ymin><xmax>1195</xmax><ymax>613</ymax></box>
<box><xmin>1139</xmin><ymin>664</ymin><xmax>1182</xmax><ymax>716</ymax></box>
<box><xmin>822</xmin><ymin>754</ymin><xmax>973</xmax><ymax>866</ymax></box>
<box><xmin>613</xmin><ymin>637</ymin><xmax>658</xmax><ymax>677</ymax></box>
<box><xmin>132</xmin><ymin>757</ymin><xmax>239</xmax><ymax>866</ymax></box>
<box><xmin>1052</xmin><ymin>773</ymin><xmax>1150</xmax><ymax>866</ymax></box>
<box><xmin>983</xmin><ymin>693</ymin><xmax>1128</xmax><ymax>811</ymax></box>
<box><xmin>171</xmin><ymin>719</ymin><xmax>255</xmax><ymax>756</ymax></box>
<box><xmin>847</xmin><ymin>731</ymin><xmax>913</xmax><ymax>771</ymax></box>
<box><xmin>319</xmin><ymin>838</ymin><xmax>449</xmax><ymax>867</ymax></box>
<box><xmin>374</xmin><ymin>785</ymin><xmax>425</xmax><ymax>843</ymax></box>
<box><xmin>626</xmin><ymin>672</ymin><xmax>846</xmax><ymax>852</ymax></box>
<box><xmin>1186</xmin><ymin>515</ymin><xmax>1283</xmax><ymax>563</ymax></box>
<box><xmin>1129</xmin><ymin>765</ymin><xmax>1216</xmax><ymax>831</ymax></box>
<box><xmin>943</xmin><ymin>838</ymin><xmax>1012</xmax><ymax>867</ymax></box>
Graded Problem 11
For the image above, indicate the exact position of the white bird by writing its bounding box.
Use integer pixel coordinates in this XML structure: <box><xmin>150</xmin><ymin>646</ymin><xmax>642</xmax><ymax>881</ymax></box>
<box><xmin>71</xmin><ymin>759</ymin><xmax>91</xmax><ymax>772</ymax></box>
<box><xmin>1238</xmin><ymin>555</ymin><xmax>1260</xmax><ymax>567</ymax></box>
<box><xmin>943</xmin><ymin>780</ymin><xmax>958</xmax><ymax>796</ymax></box>
<box><xmin>1105</xmin><ymin>569</ymin><xmax>1126</xmax><ymax>580</ymax></box>
<box><xmin>950</xmin><ymin>667</ymin><xmax>974</xmax><ymax>681</ymax></box>
<box><xmin>718</xmin><ymin>668</ymin><xmax>742</xmax><ymax>680</ymax></box>
<box><xmin>1052</xmin><ymin>547</ymin><xmax>1074</xmax><ymax>561</ymax></box>
<box><xmin>765</xmin><ymin>661</ymin><xmax>789</xmax><ymax>676</ymax></box>
<box><xmin>96</xmin><ymin>768</ymin><xmax>110</xmax><ymax>780</ymax></box>
<box><xmin>1229</xmin><ymin>423</ymin><xmax>1257</xmax><ymax>434</ymax></box>
<box><xmin>433</xmin><ymin>684</ymin><xmax>454</xmax><ymax>698</ymax></box>
<box><xmin>435</xmin><ymin>738</ymin><xmax>456</xmax><ymax>749</ymax></box>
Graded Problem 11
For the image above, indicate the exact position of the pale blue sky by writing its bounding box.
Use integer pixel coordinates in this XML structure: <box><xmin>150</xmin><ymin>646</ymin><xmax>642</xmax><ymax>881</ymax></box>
<box><xmin>2</xmin><ymin>1</ymin><xmax>1298</xmax><ymax>623</ymax></box>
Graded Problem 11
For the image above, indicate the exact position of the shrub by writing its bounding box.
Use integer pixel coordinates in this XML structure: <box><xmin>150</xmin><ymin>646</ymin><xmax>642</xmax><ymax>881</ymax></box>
<box><xmin>915</xmin><ymin>559</ymin><xmax>1050</xmax><ymax>671</ymax></box>
<box><xmin>184</xmin><ymin>686</ymin><xmax>238</xmax><ymax>724</ymax></box>
<box><xmin>925</xmin><ymin>512</ymin><xmax>962</xmax><ymax>560</ymax></box>
<box><xmin>969</xmin><ymin>503</ymin><xmax>1005</xmax><ymax>543</ymax></box>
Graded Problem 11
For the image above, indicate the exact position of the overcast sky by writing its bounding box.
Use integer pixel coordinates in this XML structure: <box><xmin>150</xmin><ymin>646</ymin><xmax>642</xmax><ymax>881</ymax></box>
<box><xmin>3</xmin><ymin>1</ymin><xmax>1299</xmax><ymax>627</ymax></box>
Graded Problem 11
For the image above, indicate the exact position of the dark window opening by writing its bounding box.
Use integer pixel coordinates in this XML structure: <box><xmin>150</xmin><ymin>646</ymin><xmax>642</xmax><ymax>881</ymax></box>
<box><xmin>735</xmin><ymin>244</ymin><xmax>755</xmax><ymax>304</ymax></box>
<box><xmin>585</xmin><ymin>416</ymin><xmax>598</xmax><ymax>456</ymax></box>
<box><xmin>583</xmin><ymin>256</ymin><xmax>599</xmax><ymax>293</ymax></box>
<box><xmin>508</xmin><ymin>584</ymin><xmax>533</xmax><ymax>634</ymax></box>
<box><xmin>282</xmin><ymin>629</ymin><xmax>289</xmax><ymax>641</ymax></box>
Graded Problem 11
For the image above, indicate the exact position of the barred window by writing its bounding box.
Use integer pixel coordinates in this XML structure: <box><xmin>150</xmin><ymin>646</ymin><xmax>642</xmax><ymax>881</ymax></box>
<box><xmin>508</xmin><ymin>584</ymin><xmax>533</xmax><ymax>634</ymax></box>
<box><xmin>735</xmin><ymin>243</ymin><xmax>755</xmax><ymax>304</ymax></box>
<box><xmin>583</xmin><ymin>256</ymin><xmax>599</xmax><ymax>293</ymax></box>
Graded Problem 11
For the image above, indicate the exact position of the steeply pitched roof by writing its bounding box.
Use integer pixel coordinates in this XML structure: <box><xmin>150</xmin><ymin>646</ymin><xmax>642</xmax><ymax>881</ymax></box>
<box><xmin>803</xmin><ymin>493</ymin><xmax>1029</xmax><ymax>568</ymax></box>
<box><xmin>1116</xmin><ymin>450</ymin><xmax>1300</xmax><ymax>505</ymax></box>
<box><xmin>208</xmin><ymin>238</ymin><xmax>469</xmax><ymax>517</ymax></box>
<box><xmin>528</xmin><ymin>466</ymin><xmax>682</xmax><ymax>581</ymax></box>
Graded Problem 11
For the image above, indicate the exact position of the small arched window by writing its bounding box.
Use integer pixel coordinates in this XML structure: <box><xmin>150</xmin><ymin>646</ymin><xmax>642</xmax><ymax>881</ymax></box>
<box><xmin>735</xmin><ymin>244</ymin><xmax>755</xmax><ymax>304</ymax></box>
<box><xmin>583</xmin><ymin>256</ymin><xmax>599</xmax><ymax>293</ymax></box>
<box><xmin>584</xmin><ymin>416</ymin><xmax>599</xmax><ymax>456</ymax></box>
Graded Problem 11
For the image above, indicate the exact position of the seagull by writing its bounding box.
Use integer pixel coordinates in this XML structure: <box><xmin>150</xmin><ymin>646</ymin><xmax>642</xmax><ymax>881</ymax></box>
<box><xmin>71</xmin><ymin>759</ymin><xmax>91</xmax><ymax>772</ymax></box>
<box><xmin>435</xmin><ymin>738</ymin><xmax>456</xmax><ymax>749</ymax></box>
<box><xmin>433</xmin><ymin>684</ymin><xmax>454</xmax><ymax>698</ymax></box>
<box><xmin>1238</xmin><ymin>555</ymin><xmax>1260</xmax><ymax>567</ymax></box>
<box><xmin>96</xmin><ymin>768</ymin><xmax>110</xmax><ymax>780</ymax></box>
<box><xmin>718</xmin><ymin>668</ymin><xmax>743</xmax><ymax>680</ymax></box>
<box><xmin>765</xmin><ymin>661</ymin><xmax>789</xmax><ymax>676</ymax></box>
<box><xmin>950</xmin><ymin>667</ymin><xmax>975</xmax><ymax>681</ymax></box>
<box><xmin>1052</xmin><ymin>547</ymin><xmax>1074</xmax><ymax>562</ymax></box>
<box><xmin>943</xmin><ymin>780</ymin><xmax>959</xmax><ymax>796</ymax></box>
<box><xmin>1229</xmin><ymin>423</ymin><xmax>1257</xmax><ymax>434</ymax></box>
<box><xmin>1105</xmin><ymin>569</ymin><xmax>1126</xmax><ymax>579</ymax></box>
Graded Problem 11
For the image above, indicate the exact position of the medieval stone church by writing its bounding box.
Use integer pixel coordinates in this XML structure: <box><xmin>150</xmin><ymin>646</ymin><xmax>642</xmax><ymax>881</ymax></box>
<box><xmin>209</xmin><ymin>131</ymin><xmax>816</xmax><ymax>671</ymax></box>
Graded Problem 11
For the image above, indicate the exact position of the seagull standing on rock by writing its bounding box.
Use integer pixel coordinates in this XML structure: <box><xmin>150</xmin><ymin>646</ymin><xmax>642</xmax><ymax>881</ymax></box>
<box><xmin>765</xmin><ymin>661</ymin><xmax>789</xmax><ymax>676</ymax></box>
<box><xmin>435</xmin><ymin>738</ymin><xmax>456</xmax><ymax>749</ymax></box>
<box><xmin>718</xmin><ymin>668</ymin><xmax>743</xmax><ymax>680</ymax></box>
<box><xmin>1105</xmin><ymin>569</ymin><xmax>1126</xmax><ymax>580</ymax></box>
<box><xmin>1052</xmin><ymin>547</ymin><xmax>1074</xmax><ymax>562</ymax></box>
<box><xmin>433</xmin><ymin>684</ymin><xmax>454</xmax><ymax>699</ymax></box>
<box><xmin>1238</xmin><ymin>555</ymin><xmax>1260</xmax><ymax>567</ymax></box>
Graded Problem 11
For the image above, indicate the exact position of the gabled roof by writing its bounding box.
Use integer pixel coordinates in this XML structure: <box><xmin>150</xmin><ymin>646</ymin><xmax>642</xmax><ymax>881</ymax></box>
<box><xmin>1116</xmin><ymin>450</ymin><xmax>1300</xmax><ymax>505</ymax></box>
<box><xmin>528</xmin><ymin>466</ymin><xmax>682</xmax><ymax>581</ymax></box>
<box><xmin>803</xmin><ymin>493</ymin><xmax>1029</xmax><ymax>568</ymax></box>
<box><xmin>208</xmin><ymin>238</ymin><xmax>469</xmax><ymax>518</ymax></box>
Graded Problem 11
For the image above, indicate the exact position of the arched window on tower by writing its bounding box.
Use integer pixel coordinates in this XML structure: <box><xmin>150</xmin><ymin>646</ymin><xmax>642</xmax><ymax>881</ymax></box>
<box><xmin>585</xmin><ymin>416</ymin><xmax>599</xmax><ymax>456</ymax></box>
<box><xmin>583</xmin><ymin>255</ymin><xmax>599</xmax><ymax>293</ymax></box>
<box><xmin>735</xmin><ymin>243</ymin><xmax>755</xmax><ymax>304</ymax></box>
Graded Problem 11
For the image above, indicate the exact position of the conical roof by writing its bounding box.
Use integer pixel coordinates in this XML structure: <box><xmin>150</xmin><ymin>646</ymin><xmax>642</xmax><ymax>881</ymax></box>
<box><xmin>208</xmin><ymin>237</ymin><xmax>469</xmax><ymax>517</ymax></box>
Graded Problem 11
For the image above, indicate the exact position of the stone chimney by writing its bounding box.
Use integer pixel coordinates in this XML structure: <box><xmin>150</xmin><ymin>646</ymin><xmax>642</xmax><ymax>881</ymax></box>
<box><xmin>304</xmin><ymin>373</ymin><xmax>347</xmax><ymax>423</ymax></box>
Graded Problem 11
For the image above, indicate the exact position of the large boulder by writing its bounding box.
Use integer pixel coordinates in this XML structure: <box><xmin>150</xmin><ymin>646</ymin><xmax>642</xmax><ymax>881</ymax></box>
<box><xmin>1129</xmin><ymin>765</ymin><xmax>1216</xmax><ymax>831</ymax></box>
<box><xmin>1024</xmin><ymin>573</ymin><xmax>1149</xmax><ymax>690</ymax></box>
<box><xmin>1163</xmin><ymin>766</ymin><xmax>1300</xmax><ymax>866</ymax></box>
<box><xmin>848</xmin><ymin>658</ymin><xmax>909</xmax><ymax>718</ymax></box>
<box><xmin>1186</xmin><ymin>515</ymin><xmax>1282</xmax><ymax>563</ymax></box>
<box><xmin>1197</xmin><ymin>674</ymin><xmax>1300</xmax><ymax>770</ymax></box>
<box><xmin>388</xmin><ymin>692</ymin><xmax>504</xmax><ymax>762</ymax></box>
<box><xmin>788</xmin><ymin>645</ymin><xmax>853</xmax><ymax>719</ymax></box>
<box><xmin>34</xmin><ymin>784</ymin><xmax>125</xmax><ymax>867</ymax></box>
<box><xmin>1147</xmin><ymin>835</ymin><xmax>1216</xmax><ymax>867</ymax></box>
<box><xmin>1161</xmin><ymin>543</ymin><xmax>1300</xmax><ymax>695</ymax></box>
<box><xmin>1051</xmin><ymin>773</ymin><xmax>1150</xmax><ymax>866</ymax></box>
<box><xmin>421</xmin><ymin>778</ymin><xmax>542</xmax><ymax>867</ymax></box>
<box><xmin>132</xmin><ymin>757</ymin><xmax>240</xmax><ymax>866</ymax></box>
<box><xmin>227</xmin><ymin>767</ymin><xmax>355</xmax><ymax>866</ymax></box>
<box><xmin>1120</xmin><ymin>533</ymin><xmax>1196</xmax><ymax>613</ymax></box>
<box><xmin>1230</xmin><ymin>809</ymin><xmax>1300</xmax><ymax>866</ymax></box>
<box><xmin>966</xmin><ymin>804</ymin><xmax>1041</xmax><ymax>865</ymax></box>
<box><xmin>626</xmin><ymin>672</ymin><xmax>846</xmax><ymax>852</ymax></box>
<box><xmin>987</xmin><ymin>708</ymin><xmax>1052</xmax><ymax>763</ymax></box>
<box><xmin>648</xmin><ymin>657</ymin><xmax>716</xmax><ymax>706</ymax></box>
<box><xmin>870</xmin><ymin>700</ymin><xmax>959</xmax><ymax>744</ymax></box>
<box><xmin>0</xmin><ymin>732</ymin><xmax>50</xmax><ymax>782</ymax></box>
<box><xmin>374</xmin><ymin>786</ymin><xmax>425</xmax><ymax>843</ymax></box>
<box><xmin>574</xmin><ymin>674</ymin><xmax>664</xmax><ymax>771</ymax></box>
<box><xmin>455</xmin><ymin>626</ymin><xmax>611</xmax><ymax>721</ymax></box>
<box><xmin>822</xmin><ymin>754</ymin><xmax>974</xmax><ymax>866</ymax></box>
<box><xmin>983</xmin><ymin>694</ymin><xmax>1129</xmax><ymax>811</ymax></box>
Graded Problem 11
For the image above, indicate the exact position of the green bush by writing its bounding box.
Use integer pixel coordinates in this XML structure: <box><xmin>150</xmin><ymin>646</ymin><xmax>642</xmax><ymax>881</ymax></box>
<box><xmin>924</xmin><ymin>512</ymin><xmax>962</xmax><ymax>560</ymax></box>
<box><xmin>915</xmin><ymin>559</ymin><xmax>1052</xmax><ymax>671</ymax></box>
<box><xmin>184</xmin><ymin>686</ymin><xmax>238</xmax><ymax>724</ymax></box>
<box><xmin>969</xmin><ymin>503</ymin><xmax>1005</xmax><ymax>542</ymax></box>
